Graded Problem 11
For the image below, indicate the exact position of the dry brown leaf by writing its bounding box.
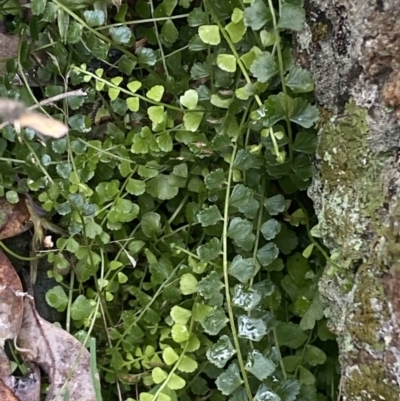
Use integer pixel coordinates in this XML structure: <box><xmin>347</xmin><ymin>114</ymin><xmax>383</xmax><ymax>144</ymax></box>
<box><xmin>0</xmin><ymin>363</ymin><xmax>41</xmax><ymax>401</ymax></box>
<box><xmin>0</xmin><ymin>379</ymin><xmax>22</xmax><ymax>401</ymax></box>
<box><xmin>17</xmin><ymin>297</ymin><xmax>96</xmax><ymax>401</ymax></box>
<box><xmin>0</xmin><ymin>99</ymin><xmax>69</xmax><ymax>139</ymax></box>
<box><xmin>0</xmin><ymin>197</ymin><xmax>32</xmax><ymax>240</ymax></box>
<box><xmin>0</xmin><ymin>251</ymin><xmax>24</xmax><ymax>347</ymax></box>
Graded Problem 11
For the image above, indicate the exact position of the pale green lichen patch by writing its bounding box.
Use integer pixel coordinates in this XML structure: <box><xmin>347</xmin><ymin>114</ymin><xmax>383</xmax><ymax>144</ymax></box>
<box><xmin>310</xmin><ymin>102</ymin><xmax>400</xmax><ymax>399</ymax></box>
<box><xmin>346</xmin><ymin>264</ymin><xmax>389</xmax><ymax>349</ymax></box>
<box><xmin>310</xmin><ymin>102</ymin><xmax>387</xmax><ymax>266</ymax></box>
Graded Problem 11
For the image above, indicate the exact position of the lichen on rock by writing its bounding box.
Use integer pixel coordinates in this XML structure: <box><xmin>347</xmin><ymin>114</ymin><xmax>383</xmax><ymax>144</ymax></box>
<box><xmin>298</xmin><ymin>0</ymin><xmax>400</xmax><ymax>398</ymax></box>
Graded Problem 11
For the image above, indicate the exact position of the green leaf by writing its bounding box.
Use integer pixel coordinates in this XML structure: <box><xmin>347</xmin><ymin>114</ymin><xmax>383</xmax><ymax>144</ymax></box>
<box><xmin>45</xmin><ymin>286</ymin><xmax>68</xmax><ymax>312</ymax></box>
<box><xmin>83</xmin><ymin>10</ymin><xmax>105</xmax><ymax>27</ymax></box>
<box><xmin>211</xmin><ymin>94</ymin><xmax>232</xmax><ymax>109</ymax></box>
<box><xmin>198</xmin><ymin>25</ymin><xmax>221</xmax><ymax>45</ymax></box>
<box><xmin>250</xmin><ymin>52</ymin><xmax>278</xmax><ymax>83</ymax></box>
<box><xmin>157</xmin><ymin>132</ymin><xmax>173</xmax><ymax>152</ymax></box>
<box><xmin>146</xmin><ymin>175</ymin><xmax>179</xmax><ymax>200</ymax></box>
<box><xmin>237</xmin><ymin>315</ymin><xmax>267</xmax><ymax>341</ymax></box>
<box><xmin>304</xmin><ymin>345</ymin><xmax>327</xmax><ymax>366</ymax></box>
<box><xmin>197</xmin><ymin>271</ymin><xmax>224</xmax><ymax>299</ymax></box>
<box><xmin>191</xmin><ymin>66</ymin><xmax>212</xmax><ymax>85</ymax></box>
<box><xmin>163</xmin><ymin>347</ymin><xmax>179</xmax><ymax>365</ymax></box>
<box><xmin>71</xmin><ymin>295</ymin><xmax>96</xmax><ymax>321</ymax></box>
<box><xmin>43</xmin><ymin>2</ymin><xmax>57</xmax><ymax>22</ymax></box>
<box><xmin>285</xmin><ymin>65</ymin><xmax>314</xmax><ymax>93</ymax></box>
<box><xmin>255</xmin><ymin>384</ymin><xmax>280</xmax><ymax>401</ymax></box>
<box><xmin>197</xmin><ymin>205</ymin><xmax>223</xmax><ymax>227</ymax></box>
<box><xmin>140</xmin><ymin>393</ymin><xmax>154</xmax><ymax>401</ymax></box>
<box><xmin>278</xmin><ymin>3</ymin><xmax>305</xmax><ymax>32</ymax></box>
<box><xmin>180</xmin><ymin>273</ymin><xmax>198</xmax><ymax>295</ymax></box>
<box><xmin>229</xmin><ymin>256</ymin><xmax>256</xmax><ymax>283</ymax></box>
<box><xmin>161</xmin><ymin>20</ymin><xmax>179</xmax><ymax>43</ymax></box>
<box><xmin>261</xmin><ymin>219</ymin><xmax>281</xmax><ymax>240</ymax></box>
<box><xmin>126</xmin><ymin>97</ymin><xmax>140</xmax><ymax>112</ymax></box>
<box><xmin>196</xmin><ymin>237</ymin><xmax>220</xmax><ymax>262</ymax></box>
<box><xmin>171</xmin><ymin>323</ymin><xmax>190</xmax><ymax>343</ymax></box>
<box><xmin>215</xmin><ymin>363</ymin><xmax>242</xmax><ymax>396</ymax></box>
<box><xmin>293</xmin><ymin>131</ymin><xmax>317</xmax><ymax>153</ymax></box>
<box><xmin>275</xmin><ymin>224</ymin><xmax>298</xmax><ymax>254</ymax></box>
<box><xmin>264</xmin><ymin>194</ymin><xmax>286</xmax><ymax>215</ymax></box>
<box><xmin>180</xmin><ymin>89</ymin><xmax>198</xmax><ymax>109</ymax></box>
<box><xmin>178</xmin><ymin>355</ymin><xmax>198</xmax><ymax>373</ymax></box>
<box><xmin>290</xmin><ymin>98</ymin><xmax>319</xmax><ymax>128</ymax></box>
<box><xmin>200</xmin><ymin>306</ymin><xmax>228</xmax><ymax>335</ymax></box>
<box><xmin>147</xmin><ymin>85</ymin><xmax>165</xmax><ymax>102</ymax></box>
<box><xmin>226</xmin><ymin>21</ymin><xmax>247</xmax><ymax>43</ymax></box>
<box><xmin>286</xmin><ymin>252</ymin><xmax>311</xmax><ymax>286</ymax></box>
<box><xmin>137</xmin><ymin>47</ymin><xmax>157</xmax><ymax>66</ymax></box>
<box><xmin>5</xmin><ymin>190</ymin><xmax>18</xmax><ymax>204</ymax></box>
<box><xmin>56</xmin><ymin>163</ymin><xmax>72</xmax><ymax>179</ymax></box>
<box><xmin>277</xmin><ymin>379</ymin><xmax>301</xmax><ymax>401</ymax></box>
<box><xmin>232</xmin><ymin>8</ymin><xmax>244</xmax><ymax>23</ymax></box>
<box><xmin>216</xmin><ymin>54</ymin><xmax>237</xmax><ymax>73</ymax></box>
<box><xmin>257</xmin><ymin>242</ymin><xmax>279</xmax><ymax>266</ymax></box>
<box><xmin>243</xmin><ymin>0</ymin><xmax>272</xmax><ymax>30</ymax></box>
<box><xmin>32</xmin><ymin>0</ymin><xmax>46</xmax><ymax>15</ymax></box>
<box><xmin>188</xmin><ymin>8</ymin><xmax>207</xmax><ymax>27</ymax></box>
<box><xmin>152</xmin><ymin>367</ymin><xmax>168</xmax><ymax>383</ymax></box>
<box><xmin>141</xmin><ymin>212</ymin><xmax>162</xmax><ymax>239</ymax></box>
<box><xmin>300</xmin><ymin>294</ymin><xmax>324</xmax><ymax>330</ymax></box>
<box><xmin>233</xmin><ymin>149</ymin><xmax>259</xmax><ymax>170</ymax></box>
<box><xmin>230</xmin><ymin>184</ymin><xmax>254</xmax><ymax>209</ymax></box>
<box><xmin>126</xmin><ymin>179</ymin><xmax>146</xmax><ymax>196</ymax></box>
<box><xmin>167</xmin><ymin>373</ymin><xmax>186</xmax><ymax>390</ymax></box>
<box><xmin>119</xmin><ymin>55</ymin><xmax>137</xmax><ymax>75</ymax></box>
<box><xmin>232</xmin><ymin>284</ymin><xmax>262</xmax><ymax>311</ymax></box>
<box><xmin>183</xmin><ymin>111</ymin><xmax>204</xmax><ymax>131</ymax></box>
<box><xmin>206</xmin><ymin>335</ymin><xmax>236</xmax><ymax>368</ymax></box>
<box><xmin>283</xmin><ymin>355</ymin><xmax>302</xmax><ymax>373</ymax></box>
<box><xmin>227</xmin><ymin>217</ymin><xmax>255</xmax><ymax>251</ymax></box>
<box><xmin>193</xmin><ymin>303</ymin><xmax>212</xmax><ymax>322</ymax></box>
<box><xmin>260</xmin><ymin>29</ymin><xmax>276</xmax><ymax>47</ymax></box>
<box><xmin>127</xmin><ymin>80</ymin><xmax>142</xmax><ymax>92</ymax></box>
<box><xmin>109</xmin><ymin>87</ymin><xmax>120</xmax><ymax>101</ymax></box>
<box><xmin>275</xmin><ymin>322</ymin><xmax>308</xmax><ymax>348</ymax></box>
<box><xmin>205</xmin><ymin>169</ymin><xmax>225</xmax><ymax>189</ymax></box>
<box><xmin>67</xmin><ymin>21</ymin><xmax>82</xmax><ymax>43</ymax></box>
<box><xmin>109</xmin><ymin>26</ymin><xmax>133</xmax><ymax>44</ymax></box>
<box><xmin>170</xmin><ymin>305</ymin><xmax>192</xmax><ymax>324</ymax></box>
<box><xmin>246</xmin><ymin>349</ymin><xmax>275</xmax><ymax>381</ymax></box>
<box><xmin>148</xmin><ymin>106</ymin><xmax>165</xmax><ymax>125</ymax></box>
<box><xmin>299</xmin><ymin>367</ymin><xmax>316</xmax><ymax>385</ymax></box>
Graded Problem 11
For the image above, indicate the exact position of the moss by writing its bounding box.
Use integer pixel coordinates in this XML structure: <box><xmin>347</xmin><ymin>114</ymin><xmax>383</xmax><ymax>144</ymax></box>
<box><xmin>310</xmin><ymin>22</ymin><xmax>329</xmax><ymax>42</ymax></box>
<box><xmin>345</xmin><ymin>361</ymin><xmax>399</xmax><ymax>400</ymax></box>
<box><xmin>311</xmin><ymin>102</ymin><xmax>387</xmax><ymax>269</ymax></box>
<box><xmin>346</xmin><ymin>264</ymin><xmax>388</xmax><ymax>349</ymax></box>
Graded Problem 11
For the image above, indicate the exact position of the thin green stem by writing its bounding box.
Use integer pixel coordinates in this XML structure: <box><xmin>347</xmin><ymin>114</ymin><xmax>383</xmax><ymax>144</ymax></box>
<box><xmin>52</xmin><ymin>0</ymin><xmax>136</xmax><ymax>60</ymax></box>
<box><xmin>99</xmin><ymin>14</ymin><xmax>190</xmax><ymax>30</ymax></box>
<box><xmin>149</xmin><ymin>0</ymin><xmax>169</xmax><ymax>78</ymax></box>
<box><xmin>0</xmin><ymin>241</ymin><xmax>42</xmax><ymax>261</ymax></box>
<box><xmin>267</xmin><ymin>0</ymin><xmax>294</xmax><ymax>161</ymax></box>
<box><xmin>73</xmin><ymin>66</ymin><xmax>183</xmax><ymax>111</ymax></box>
<box><xmin>222</xmin><ymin>142</ymin><xmax>253</xmax><ymax>401</ymax></box>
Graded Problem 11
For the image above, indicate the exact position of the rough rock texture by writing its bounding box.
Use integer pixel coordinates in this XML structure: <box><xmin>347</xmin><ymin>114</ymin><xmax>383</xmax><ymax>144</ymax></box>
<box><xmin>296</xmin><ymin>1</ymin><xmax>400</xmax><ymax>399</ymax></box>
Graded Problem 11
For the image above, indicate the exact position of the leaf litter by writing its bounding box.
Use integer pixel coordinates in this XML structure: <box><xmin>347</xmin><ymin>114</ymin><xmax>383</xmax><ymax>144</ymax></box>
<box><xmin>0</xmin><ymin>197</ymin><xmax>97</xmax><ymax>401</ymax></box>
